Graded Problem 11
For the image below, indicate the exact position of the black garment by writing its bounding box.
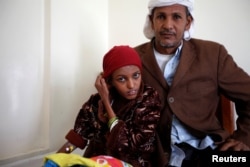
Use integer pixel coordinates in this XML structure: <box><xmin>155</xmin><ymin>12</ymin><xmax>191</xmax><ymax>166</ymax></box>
<box><xmin>176</xmin><ymin>143</ymin><xmax>213</xmax><ymax>167</ymax></box>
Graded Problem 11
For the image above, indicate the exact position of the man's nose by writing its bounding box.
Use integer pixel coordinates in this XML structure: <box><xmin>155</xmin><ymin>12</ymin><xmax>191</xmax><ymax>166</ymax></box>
<box><xmin>163</xmin><ymin>17</ymin><xmax>173</xmax><ymax>30</ymax></box>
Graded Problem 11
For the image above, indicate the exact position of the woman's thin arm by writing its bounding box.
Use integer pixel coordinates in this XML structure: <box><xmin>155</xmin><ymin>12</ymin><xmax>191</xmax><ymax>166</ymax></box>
<box><xmin>56</xmin><ymin>141</ymin><xmax>76</xmax><ymax>153</ymax></box>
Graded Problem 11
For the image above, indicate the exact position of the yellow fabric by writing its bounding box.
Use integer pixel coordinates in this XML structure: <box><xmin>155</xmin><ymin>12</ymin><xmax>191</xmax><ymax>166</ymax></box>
<box><xmin>44</xmin><ymin>153</ymin><xmax>102</xmax><ymax>167</ymax></box>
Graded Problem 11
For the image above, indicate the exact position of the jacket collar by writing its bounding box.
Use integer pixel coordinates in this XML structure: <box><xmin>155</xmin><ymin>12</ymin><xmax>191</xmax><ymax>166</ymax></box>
<box><xmin>138</xmin><ymin>39</ymin><xmax>196</xmax><ymax>89</ymax></box>
<box><xmin>171</xmin><ymin>40</ymin><xmax>196</xmax><ymax>88</ymax></box>
<box><xmin>139</xmin><ymin>40</ymin><xmax>169</xmax><ymax>89</ymax></box>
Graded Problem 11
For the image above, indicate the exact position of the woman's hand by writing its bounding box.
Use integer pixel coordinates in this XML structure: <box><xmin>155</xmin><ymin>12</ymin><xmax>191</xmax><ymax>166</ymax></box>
<box><xmin>95</xmin><ymin>73</ymin><xmax>116</xmax><ymax>120</ymax></box>
<box><xmin>219</xmin><ymin>138</ymin><xmax>250</xmax><ymax>151</ymax></box>
<box><xmin>95</xmin><ymin>73</ymin><xmax>110</xmax><ymax>104</ymax></box>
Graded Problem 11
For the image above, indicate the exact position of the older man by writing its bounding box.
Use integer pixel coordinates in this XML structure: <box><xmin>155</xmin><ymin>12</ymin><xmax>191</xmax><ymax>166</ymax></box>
<box><xmin>135</xmin><ymin>0</ymin><xmax>250</xmax><ymax>166</ymax></box>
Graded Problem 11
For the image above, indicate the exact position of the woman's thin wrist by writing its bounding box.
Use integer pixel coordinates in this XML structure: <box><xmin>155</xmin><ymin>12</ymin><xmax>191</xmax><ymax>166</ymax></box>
<box><xmin>109</xmin><ymin>119</ymin><xmax>119</xmax><ymax>131</ymax></box>
<box><xmin>103</xmin><ymin>102</ymin><xmax>116</xmax><ymax>119</ymax></box>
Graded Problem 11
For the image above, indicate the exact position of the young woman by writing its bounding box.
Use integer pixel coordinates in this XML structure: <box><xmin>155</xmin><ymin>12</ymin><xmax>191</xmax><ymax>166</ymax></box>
<box><xmin>56</xmin><ymin>45</ymin><xmax>161</xmax><ymax>167</ymax></box>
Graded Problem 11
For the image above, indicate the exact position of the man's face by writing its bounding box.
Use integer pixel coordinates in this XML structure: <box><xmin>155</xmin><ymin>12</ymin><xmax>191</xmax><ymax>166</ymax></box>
<box><xmin>150</xmin><ymin>4</ymin><xmax>192</xmax><ymax>54</ymax></box>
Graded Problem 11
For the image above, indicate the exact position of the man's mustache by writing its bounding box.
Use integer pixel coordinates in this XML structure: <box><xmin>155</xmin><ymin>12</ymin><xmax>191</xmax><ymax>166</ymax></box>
<box><xmin>159</xmin><ymin>29</ymin><xmax>176</xmax><ymax>35</ymax></box>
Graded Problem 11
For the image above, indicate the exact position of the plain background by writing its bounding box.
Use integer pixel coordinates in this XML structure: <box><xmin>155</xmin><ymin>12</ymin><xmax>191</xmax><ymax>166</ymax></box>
<box><xmin>0</xmin><ymin>0</ymin><xmax>249</xmax><ymax>164</ymax></box>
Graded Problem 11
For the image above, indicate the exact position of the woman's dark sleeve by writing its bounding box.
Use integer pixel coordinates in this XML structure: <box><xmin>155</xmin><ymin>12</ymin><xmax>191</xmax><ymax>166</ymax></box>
<box><xmin>65</xmin><ymin>94</ymin><xmax>101</xmax><ymax>149</ymax></box>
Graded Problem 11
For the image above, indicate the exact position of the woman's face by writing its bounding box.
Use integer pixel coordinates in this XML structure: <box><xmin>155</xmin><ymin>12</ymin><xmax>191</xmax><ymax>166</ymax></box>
<box><xmin>111</xmin><ymin>65</ymin><xmax>141</xmax><ymax>100</ymax></box>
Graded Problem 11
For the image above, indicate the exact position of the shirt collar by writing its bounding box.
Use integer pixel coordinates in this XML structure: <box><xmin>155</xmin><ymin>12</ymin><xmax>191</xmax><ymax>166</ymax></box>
<box><xmin>175</xmin><ymin>40</ymin><xmax>183</xmax><ymax>58</ymax></box>
<box><xmin>153</xmin><ymin>39</ymin><xmax>183</xmax><ymax>57</ymax></box>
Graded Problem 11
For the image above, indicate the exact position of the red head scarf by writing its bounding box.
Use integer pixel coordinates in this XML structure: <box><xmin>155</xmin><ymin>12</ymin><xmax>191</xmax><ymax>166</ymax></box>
<box><xmin>102</xmin><ymin>45</ymin><xmax>142</xmax><ymax>78</ymax></box>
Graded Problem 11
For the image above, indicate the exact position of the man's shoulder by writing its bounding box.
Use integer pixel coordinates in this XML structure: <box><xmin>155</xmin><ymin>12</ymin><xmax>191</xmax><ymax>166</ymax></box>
<box><xmin>134</xmin><ymin>41</ymin><xmax>152</xmax><ymax>52</ymax></box>
<box><xmin>134</xmin><ymin>38</ymin><xmax>223</xmax><ymax>49</ymax></box>
<box><xmin>188</xmin><ymin>38</ymin><xmax>223</xmax><ymax>48</ymax></box>
<box><xmin>134</xmin><ymin>41</ymin><xmax>153</xmax><ymax>59</ymax></box>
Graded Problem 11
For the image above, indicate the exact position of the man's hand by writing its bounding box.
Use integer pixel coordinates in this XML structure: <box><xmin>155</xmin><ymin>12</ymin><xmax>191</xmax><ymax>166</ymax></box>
<box><xmin>219</xmin><ymin>138</ymin><xmax>250</xmax><ymax>151</ymax></box>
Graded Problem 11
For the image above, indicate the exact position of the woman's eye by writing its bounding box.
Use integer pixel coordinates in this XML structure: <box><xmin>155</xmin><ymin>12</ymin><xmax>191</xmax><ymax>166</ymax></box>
<box><xmin>117</xmin><ymin>77</ymin><xmax>125</xmax><ymax>82</ymax></box>
<box><xmin>133</xmin><ymin>72</ymin><xmax>141</xmax><ymax>79</ymax></box>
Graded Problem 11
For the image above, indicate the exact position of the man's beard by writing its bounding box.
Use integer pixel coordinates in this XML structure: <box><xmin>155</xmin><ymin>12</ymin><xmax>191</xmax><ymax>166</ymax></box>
<box><xmin>158</xmin><ymin>29</ymin><xmax>178</xmax><ymax>48</ymax></box>
<box><xmin>160</xmin><ymin>41</ymin><xmax>176</xmax><ymax>48</ymax></box>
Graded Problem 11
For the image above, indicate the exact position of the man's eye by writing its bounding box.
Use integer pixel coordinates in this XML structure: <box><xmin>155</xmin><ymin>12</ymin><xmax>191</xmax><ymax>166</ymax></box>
<box><xmin>156</xmin><ymin>14</ymin><xmax>165</xmax><ymax>20</ymax></box>
<box><xmin>173</xmin><ymin>14</ymin><xmax>181</xmax><ymax>20</ymax></box>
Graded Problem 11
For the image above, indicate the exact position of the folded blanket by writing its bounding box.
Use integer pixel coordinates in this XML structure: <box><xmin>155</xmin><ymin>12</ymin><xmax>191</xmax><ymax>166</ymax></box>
<box><xmin>44</xmin><ymin>153</ymin><xmax>132</xmax><ymax>167</ymax></box>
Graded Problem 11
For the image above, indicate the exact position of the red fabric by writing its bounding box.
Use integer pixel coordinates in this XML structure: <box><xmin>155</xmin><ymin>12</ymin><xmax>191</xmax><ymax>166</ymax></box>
<box><xmin>65</xmin><ymin>129</ymin><xmax>87</xmax><ymax>149</ymax></box>
<box><xmin>91</xmin><ymin>155</ymin><xmax>132</xmax><ymax>167</ymax></box>
<box><xmin>102</xmin><ymin>45</ymin><xmax>142</xmax><ymax>78</ymax></box>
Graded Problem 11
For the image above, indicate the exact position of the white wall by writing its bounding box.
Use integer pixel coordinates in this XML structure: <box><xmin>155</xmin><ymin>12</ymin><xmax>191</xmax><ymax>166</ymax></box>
<box><xmin>49</xmin><ymin>0</ymin><xmax>108</xmax><ymax>152</ymax></box>
<box><xmin>0</xmin><ymin>0</ymin><xmax>249</xmax><ymax>165</ymax></box>
<box><xmin>0</xmin><ymin>0</ymin><xmax>47</xmax><ymax>161</ymax></box>
<box><xmin>0</xmin><ymin>0</ymin><xmax>108</xmax><ymax>164</ymax></box>
<box><xmin>108</xmin><ymin>0</ymin><xmax>148</xmax><ymax>47</ymax></box>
